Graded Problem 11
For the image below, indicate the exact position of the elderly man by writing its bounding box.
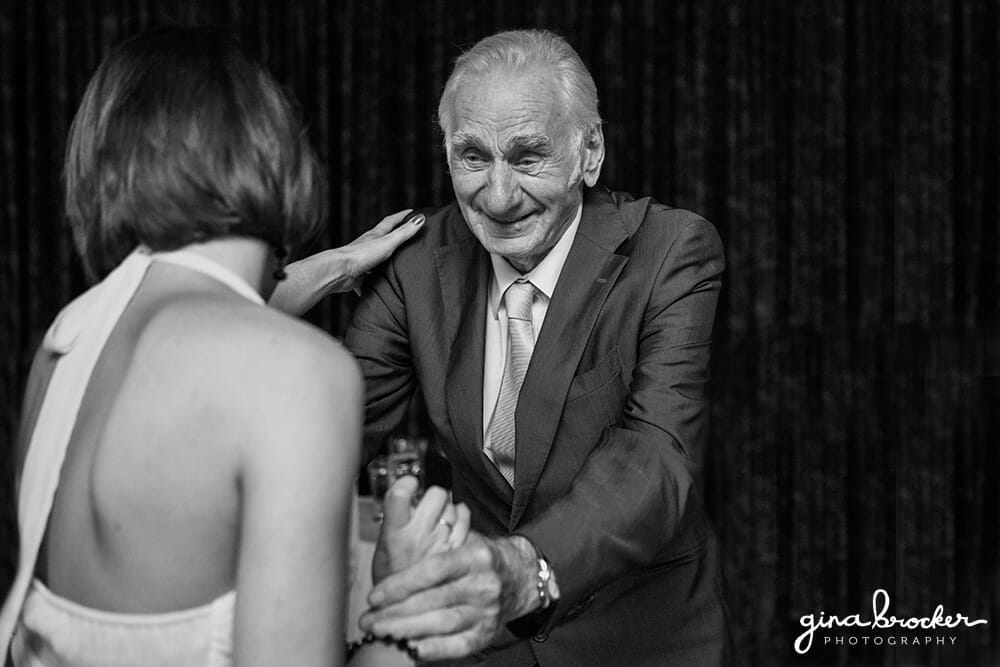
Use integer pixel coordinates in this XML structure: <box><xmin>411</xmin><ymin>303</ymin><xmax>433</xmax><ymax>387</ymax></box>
<box><xmin>339</xmin><ymin>30</ymin><xmax>731</xmax><ymax>665</ymax></box>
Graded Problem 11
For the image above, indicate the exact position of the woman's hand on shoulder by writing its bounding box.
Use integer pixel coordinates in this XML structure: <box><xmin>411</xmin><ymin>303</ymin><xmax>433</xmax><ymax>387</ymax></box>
<box><xmin>331</xmin><ymin>209</ymin><xmax>426</xmax><ymax>293</ymax></box>
<box><xmin>269</xmin><ymin>209</ymin><xmax>425</xmax><ymax>316</ymax></box>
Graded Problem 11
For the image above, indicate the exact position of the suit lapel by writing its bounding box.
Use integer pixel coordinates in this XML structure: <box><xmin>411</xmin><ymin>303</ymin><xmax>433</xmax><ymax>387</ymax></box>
<box><xmin>436</xmin><ymin>236</ymin><xmax>515</xmax><ymax>504</ymax></box>
<box><xmin>509</xmin><ymin>189</ymin><xmax>631</xmax><ymax>527</ymax></box>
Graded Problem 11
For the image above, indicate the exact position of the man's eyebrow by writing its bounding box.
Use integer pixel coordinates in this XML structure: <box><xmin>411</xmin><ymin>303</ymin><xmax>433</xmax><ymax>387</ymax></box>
<box><xmin>449</xmin><ymin>132</ymin><xmax>486</xmax><ymax>151</ymax></box>
<box><xmin>449</xmin><ymin>132</ymin><xmax>553</xmax><ymax>155</ymax></box>
<box><xmin>505</xmin><ymin>134</ymin><xmax>552</xmax><ymax>153</ymax></box>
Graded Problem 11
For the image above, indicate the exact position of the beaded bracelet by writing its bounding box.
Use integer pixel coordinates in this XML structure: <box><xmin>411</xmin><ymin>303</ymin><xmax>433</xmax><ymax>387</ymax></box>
<box><xmin>345</xmin><ymin>633</ymin><xmax>420</xmax><ymax>663</ymax></box>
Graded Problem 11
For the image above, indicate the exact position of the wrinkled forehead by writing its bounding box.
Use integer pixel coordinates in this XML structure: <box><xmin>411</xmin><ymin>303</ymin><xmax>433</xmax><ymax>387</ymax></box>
<box><xmin>447</xmin><ymin>67</ymin><xmax>574</xmax><ymax>150</ymax></box>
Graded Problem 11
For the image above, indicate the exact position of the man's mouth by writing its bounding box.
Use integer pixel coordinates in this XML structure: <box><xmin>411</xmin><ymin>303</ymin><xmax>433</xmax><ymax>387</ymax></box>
<box><xmin>484</xmin><ymin>211</ymin><xmax>534</xmax><ymax>225</ymax></box>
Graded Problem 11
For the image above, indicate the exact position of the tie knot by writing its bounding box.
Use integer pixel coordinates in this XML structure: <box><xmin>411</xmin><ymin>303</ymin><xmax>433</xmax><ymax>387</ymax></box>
<box><xmin>504</xmin><ymin>281</ymin><xmax>535</xmax><ymax>321</ymax></box>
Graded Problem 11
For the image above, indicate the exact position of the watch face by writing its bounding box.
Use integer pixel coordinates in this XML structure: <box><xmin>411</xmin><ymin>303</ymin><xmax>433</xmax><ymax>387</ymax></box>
<box><xmin>540</xmin><ymin>558</ymin><xmax>560</xmax><ymax>602</ymax></box>
<box><xmin>546</xmin><ymin>575</ymin><xmax>560</xmax><ymax>601</ymax></box>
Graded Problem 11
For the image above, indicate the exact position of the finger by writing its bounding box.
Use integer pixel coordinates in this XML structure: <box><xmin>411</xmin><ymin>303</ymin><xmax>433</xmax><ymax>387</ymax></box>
<box><xmin>368</xmin><ymin>548</ymin><xmax>473</xmax><ymax>607</ymax></box>
<box><xmin>368</xmin><ymin>537</ymin><xmax>498</xmax><ymax>609</ymax></box>
<box><xmin>349</xmin><ymin>213</ymin><xmax>425</xmax><ymax>275</ymax></box>
<box><xmin>408</xmin><ymin>486</ymin><xmax>449</xmax><ymax>536</ymax></box>
<box><xmin>381</xmin><ymin>476</ymin><xmax>419</xmax><ymax>531</ymax></box>
<box><xmin>447</xmin><ymin>503</ymin><xmax>471</xmax><ymax>550</ymax></box>
<box><xmin>363</xmin><ymin>573</ymin><xmax>496</xmax><ymax>626</ymax></box>
<box><xmin>368</xmin><ymin>212</ymin><xmax>425</xmax><ymax>256</ymax></box>
<box><xmin>412</xmin><ymin>630</ymin><xmax>493</xmax><ymax>662</ymax></box>
<box><xmin>370</xmin><ymin>605</ymin><xmax>481</xmax><ymax>640</ymax></box>
<box><xmin>436</xmin><ymin>502</ymin><xmax>457</xmax><ymax>533</ymax></box>
<box><xmin>370</xmin><ymin>208</ymin><xmax>416</xmax><ymax>235</ymax></box>
<box><xmin>423</xmin><ymin>520</ymin><xmax>456</xmax><ymax>558</ymax></box>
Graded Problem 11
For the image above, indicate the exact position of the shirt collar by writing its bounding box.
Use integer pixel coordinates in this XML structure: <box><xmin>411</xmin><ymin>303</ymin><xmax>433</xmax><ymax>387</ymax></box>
<box><xmin>489</xmin><ymin>204</ymin><xmax>583</xmax><ymax>318</ymax></box>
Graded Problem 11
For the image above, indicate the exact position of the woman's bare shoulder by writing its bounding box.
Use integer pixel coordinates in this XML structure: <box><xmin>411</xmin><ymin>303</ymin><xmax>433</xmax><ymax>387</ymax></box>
<box><xmin>146</xmin><ymin>297</ymin><xmax>362</xmax><ymax>448</ymax></box>
<box><xmin>152</xmin><ymin>297</ymin><xmax>359</xmax><ymax>383</ymax></box>
<box><xmin>162</xmin><ymin>300</ymin><xmax>365</xmax><ymax>479</ymax></box>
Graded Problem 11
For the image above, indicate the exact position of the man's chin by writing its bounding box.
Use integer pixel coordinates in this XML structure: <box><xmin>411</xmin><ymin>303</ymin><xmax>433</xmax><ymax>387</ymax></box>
<box><xmin>471</xmin><ymin>225</ymin><xmax>532</xmax><ymax>252</ymax></box>
<box><xmin>484</xmin><ymin>239</ymin><xmax>529</xmax><ymax>258</ymax></box>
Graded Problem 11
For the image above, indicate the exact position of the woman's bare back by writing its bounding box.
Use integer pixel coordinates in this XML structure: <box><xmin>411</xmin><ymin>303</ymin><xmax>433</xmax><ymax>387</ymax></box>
<box><xmin>19</xmin><ymin>258</ymin><xmax>361</xmax><ymax>628</ymax></box>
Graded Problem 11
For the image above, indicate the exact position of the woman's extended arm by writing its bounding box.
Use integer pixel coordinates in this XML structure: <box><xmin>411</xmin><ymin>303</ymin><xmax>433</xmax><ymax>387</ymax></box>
<box><xmin>269</xmin><ymin>210</ymin><xmax>425</xmax><ymax>316</ymax></box>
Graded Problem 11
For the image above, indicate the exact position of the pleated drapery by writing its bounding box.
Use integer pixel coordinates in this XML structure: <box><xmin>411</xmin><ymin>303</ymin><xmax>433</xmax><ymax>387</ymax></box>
<box><xmin>1</xmin><ymin>2</ymin><xmax>997</xmax><ymax>664</ymax></box>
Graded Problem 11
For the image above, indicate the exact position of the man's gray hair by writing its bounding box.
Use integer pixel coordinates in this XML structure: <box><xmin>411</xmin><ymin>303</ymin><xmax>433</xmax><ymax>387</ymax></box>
<box><xmin>437</xmin><ymin>29</ymin><xmax>602</xmax><ymax>152</ymax></box>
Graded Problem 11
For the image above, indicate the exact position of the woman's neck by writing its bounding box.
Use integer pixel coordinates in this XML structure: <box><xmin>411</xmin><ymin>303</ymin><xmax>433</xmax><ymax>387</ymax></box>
<box><xmin>175</xmin><ymin>236</ymin><xmax>276</xmax><ymax>298</ymax></box>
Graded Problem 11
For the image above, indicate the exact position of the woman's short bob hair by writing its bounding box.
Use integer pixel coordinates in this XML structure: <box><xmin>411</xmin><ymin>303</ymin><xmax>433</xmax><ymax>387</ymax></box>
<box><xmin>65</xmin><ymin>25</ymin><xmax>326</xmax><ymax>281</ymax></box>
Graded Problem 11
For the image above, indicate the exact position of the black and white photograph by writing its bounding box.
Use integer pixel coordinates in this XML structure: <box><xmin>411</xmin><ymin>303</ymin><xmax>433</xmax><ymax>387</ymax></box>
<box><xmin>0</xmin><ymin>2</ymin><xmax>997</xmax><ymax>665</ymax></box>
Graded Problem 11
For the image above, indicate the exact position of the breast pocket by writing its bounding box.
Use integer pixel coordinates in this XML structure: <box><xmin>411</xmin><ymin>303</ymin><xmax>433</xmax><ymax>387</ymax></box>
<box><xmin>566</xmin><ymin>346</ymin><xmax>624</xmax><ymax>403</ymax></box>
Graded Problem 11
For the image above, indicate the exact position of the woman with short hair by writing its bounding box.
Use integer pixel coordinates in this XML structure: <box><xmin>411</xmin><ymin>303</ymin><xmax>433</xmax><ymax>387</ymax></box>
<box><xmin>1</xmin><ymin>25</ymin><xmax>456</xmax><ymax>666</ymax></box>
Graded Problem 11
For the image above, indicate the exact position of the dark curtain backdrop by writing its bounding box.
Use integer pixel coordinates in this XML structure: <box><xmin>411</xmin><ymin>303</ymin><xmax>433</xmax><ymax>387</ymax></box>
<box><xmin>1</xmin><ymin>1</ymin><xmax>997</xmax><ymax>665</ymax></box>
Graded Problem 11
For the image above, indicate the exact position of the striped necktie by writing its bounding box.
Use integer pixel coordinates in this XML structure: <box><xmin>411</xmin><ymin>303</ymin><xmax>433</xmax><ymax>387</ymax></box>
<box><xmin>488</xmin><ymin>280</ymin><xmax>537</xmax><ymax>487</ymax></box>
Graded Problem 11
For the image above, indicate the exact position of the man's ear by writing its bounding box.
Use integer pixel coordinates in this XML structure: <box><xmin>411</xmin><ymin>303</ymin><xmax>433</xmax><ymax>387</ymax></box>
<box><xmin>581</xmin><ymin>125</ymin><xmax>605</xmax><ymax>187</ymax></box>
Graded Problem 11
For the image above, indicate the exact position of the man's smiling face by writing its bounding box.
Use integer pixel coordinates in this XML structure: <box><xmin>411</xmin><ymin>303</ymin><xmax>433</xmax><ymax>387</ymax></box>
<box><xmin>446</xmin><ymin>68</ymin><xmax>589</xmax><ymax>273</ymax></box>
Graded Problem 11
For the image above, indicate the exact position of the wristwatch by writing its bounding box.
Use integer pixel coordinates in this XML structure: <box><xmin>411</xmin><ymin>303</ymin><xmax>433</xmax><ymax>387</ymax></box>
<box><xmin>507</xmin><ymin>553</ymin><xmax>560</xmax><ymax>639</ymax></box>
<box><xmin>535</xmin><ymin>556</ymin><xmax>560</xmax><ymax>610</ymax></box>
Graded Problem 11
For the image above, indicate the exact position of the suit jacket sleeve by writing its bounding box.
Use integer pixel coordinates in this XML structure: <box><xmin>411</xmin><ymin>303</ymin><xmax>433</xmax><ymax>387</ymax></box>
<box><xmin>343</xmin><ymin>258</ymin><xmax>416</xmax><ymax>464</ymax></box>
<box><xmin>517</xmin><ymin>216</ymin><xmax>725</xmax><ymax>620</ymax></box>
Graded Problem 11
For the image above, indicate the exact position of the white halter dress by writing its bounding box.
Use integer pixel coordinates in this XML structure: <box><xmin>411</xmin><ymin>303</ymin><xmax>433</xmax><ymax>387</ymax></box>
<box><xmin>0</xmin><ymin>249</ymin><xmax>265</xmax><ymax>667</ymax></box>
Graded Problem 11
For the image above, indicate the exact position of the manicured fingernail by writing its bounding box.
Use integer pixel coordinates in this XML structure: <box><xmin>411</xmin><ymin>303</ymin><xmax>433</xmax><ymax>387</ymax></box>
<box><xmin>412</xmin><ymin>214</ymin><xmax>425</xmax><ymax>226</ymax></box>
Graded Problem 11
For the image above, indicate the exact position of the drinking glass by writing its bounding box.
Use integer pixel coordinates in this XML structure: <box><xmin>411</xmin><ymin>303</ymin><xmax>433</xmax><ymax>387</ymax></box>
<box><xmin>386</xmin><ymin>436</ymin><xmax>427</xmax><ymax>495</ymax></box>
<box><xmin>365</xmin><ymin>455</ymin><xmax>390</xmax><ymax>524</ymax></box>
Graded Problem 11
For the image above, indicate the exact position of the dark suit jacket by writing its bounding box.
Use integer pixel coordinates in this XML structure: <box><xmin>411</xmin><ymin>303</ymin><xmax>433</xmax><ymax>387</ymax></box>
<box><xmin>345</xmin><ymin>187</ymin><xmax>732</xmax><ymax>666</ymax></box>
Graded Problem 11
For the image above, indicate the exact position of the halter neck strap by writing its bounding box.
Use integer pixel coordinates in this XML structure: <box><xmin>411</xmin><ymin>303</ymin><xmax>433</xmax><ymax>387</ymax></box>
<box><xmin>0</xmin><ymin>247</ymin><xmax>266</xmax><ymax>653</ymax></box>
<box><xmin>150</xmin><ymin>249</ymin><xmax>266</xmax><ymax>305</ymax></box>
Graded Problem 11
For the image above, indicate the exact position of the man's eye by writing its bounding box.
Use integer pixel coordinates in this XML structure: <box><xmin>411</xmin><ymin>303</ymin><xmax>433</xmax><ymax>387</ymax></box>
<box><xmin>514</xmin><ymin>155</ymin><xmax>541</xmax><ymax>169</ymax></box>
<box><xmin>462</xmin><ymin>152</ymin><xmax>487</xmax><ymax>166</ymax></box>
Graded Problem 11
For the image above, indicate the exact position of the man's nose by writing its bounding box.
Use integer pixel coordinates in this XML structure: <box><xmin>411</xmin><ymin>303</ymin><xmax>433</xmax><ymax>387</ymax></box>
<box><xmin>481</xmin><ymin>163</ymin><xmax>520</xmax><ymax>215</ymax></box>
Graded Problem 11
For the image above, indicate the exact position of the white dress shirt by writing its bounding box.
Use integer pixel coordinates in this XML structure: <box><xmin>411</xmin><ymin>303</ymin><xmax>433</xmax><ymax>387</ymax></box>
<box><xmin>482</xmin><ymin>206</ymin><xmax>583</xmax><ymax>456</ymax></box>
